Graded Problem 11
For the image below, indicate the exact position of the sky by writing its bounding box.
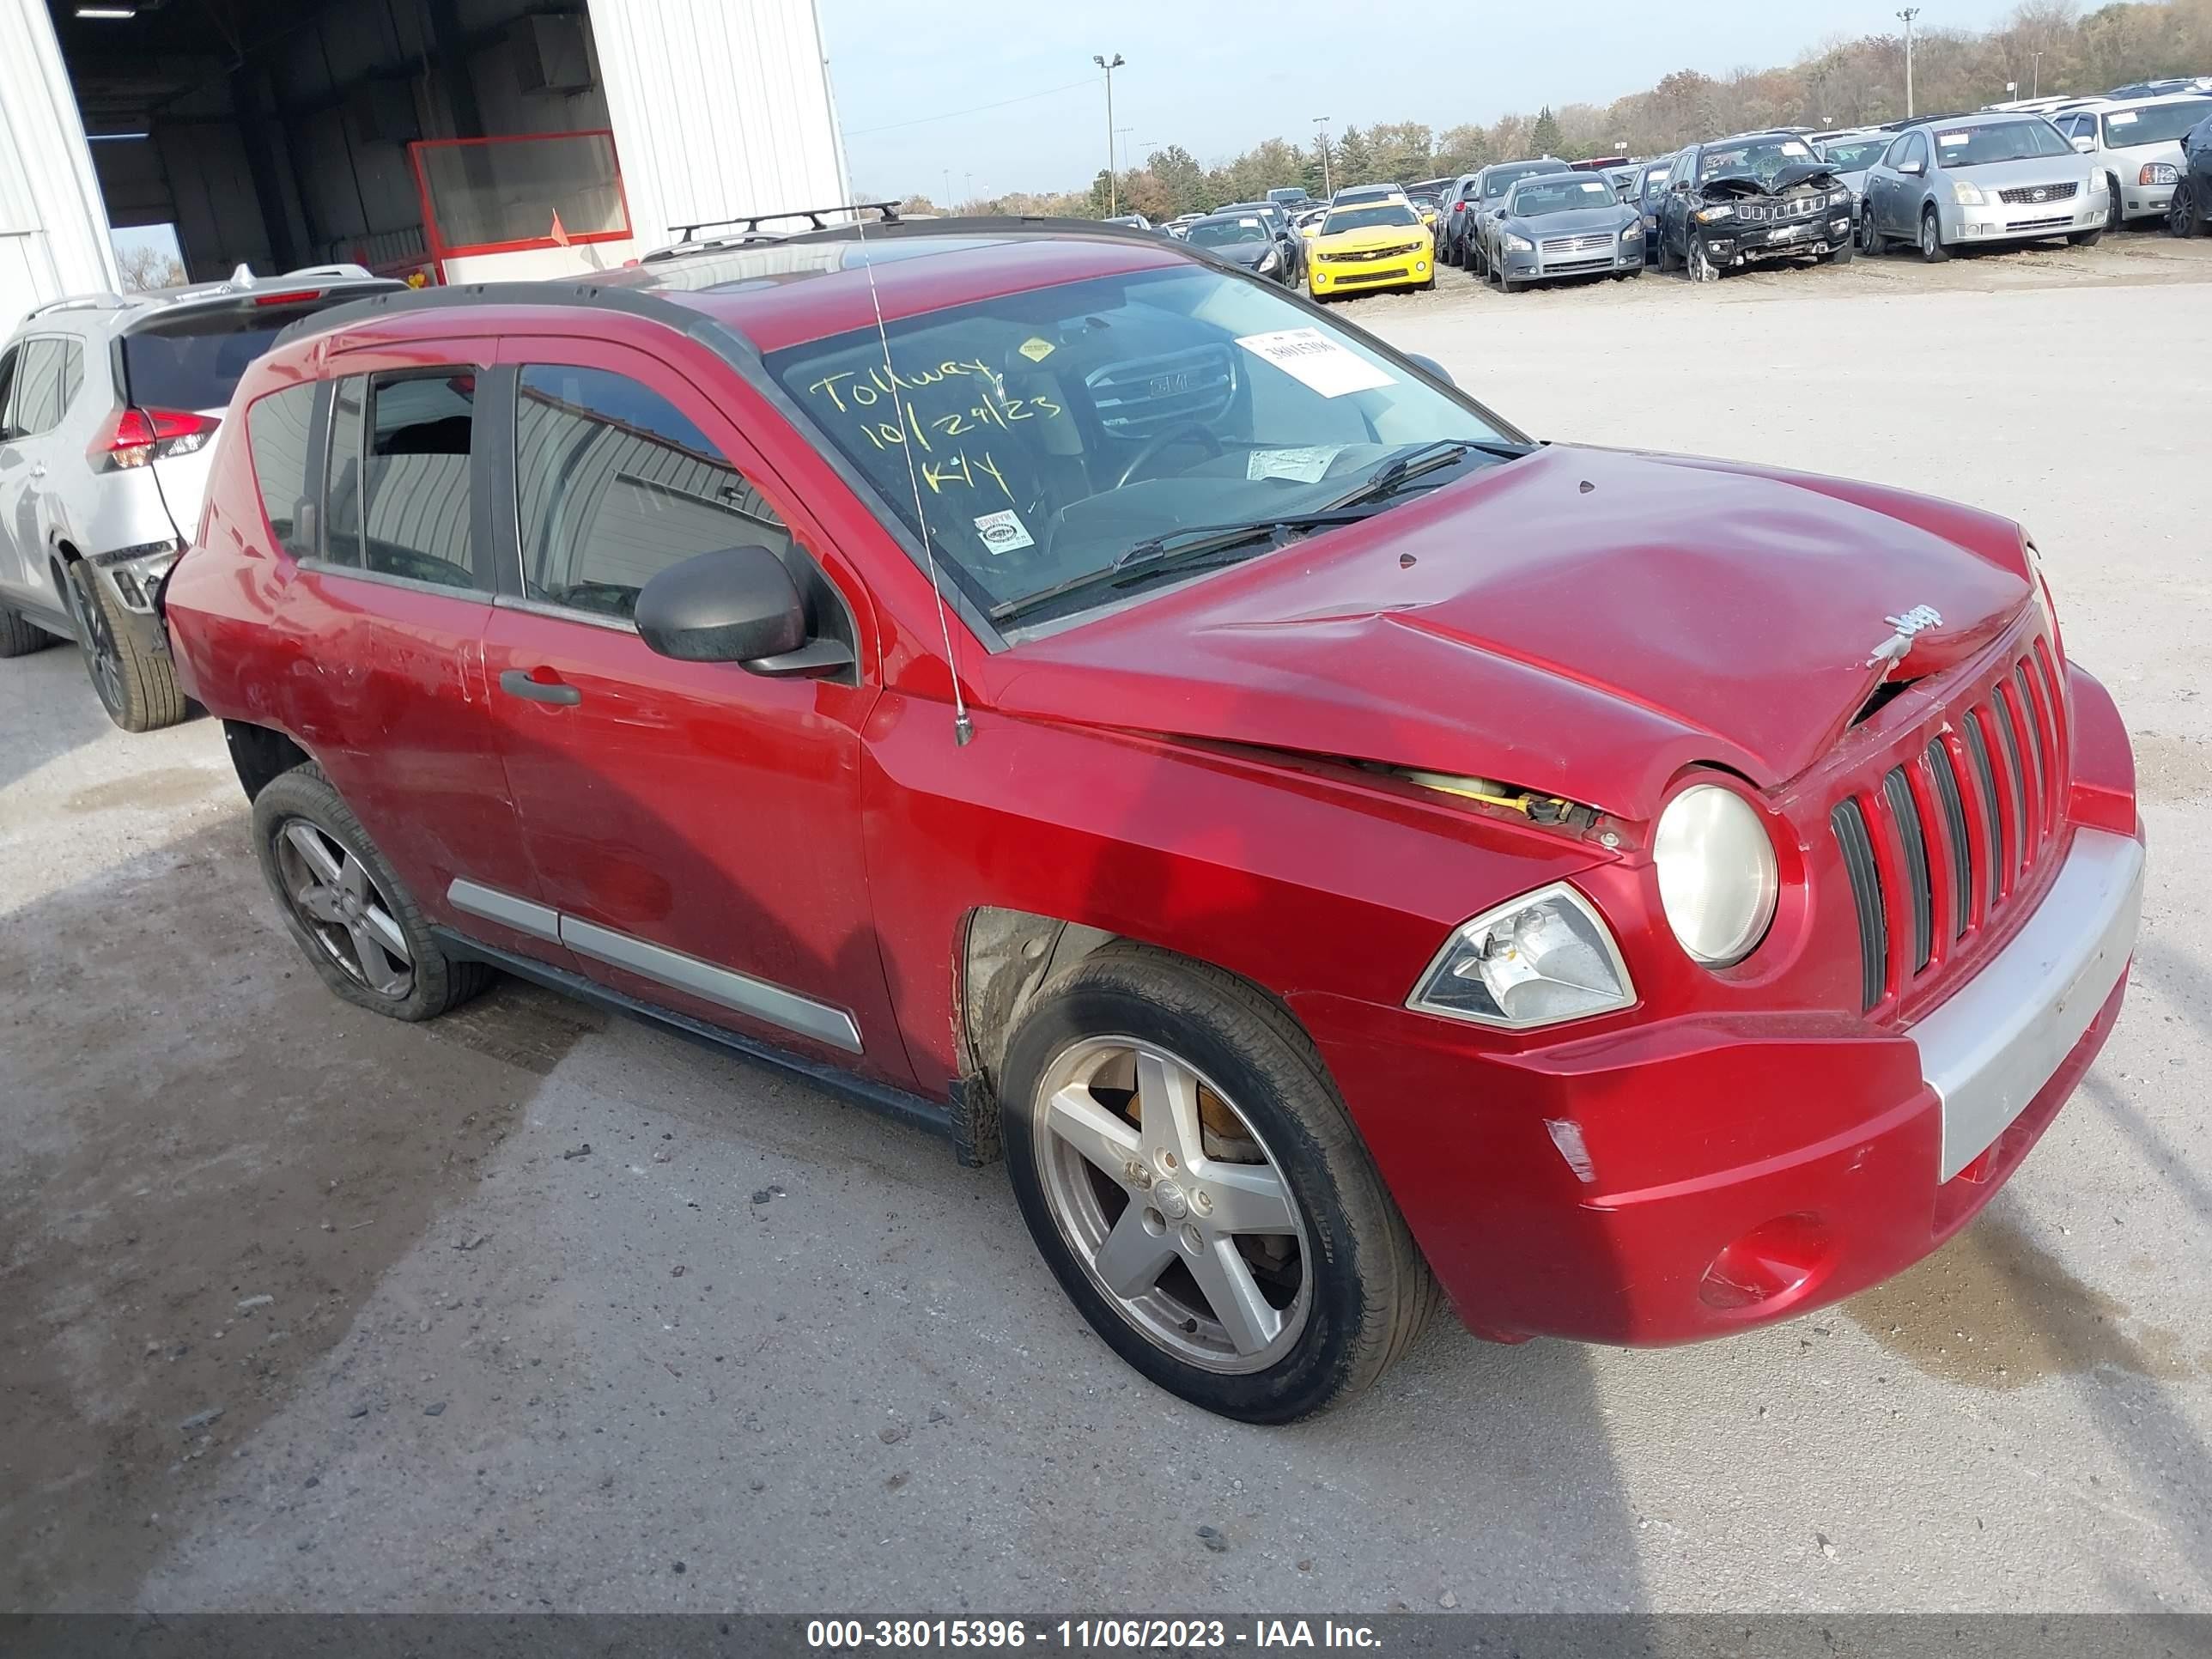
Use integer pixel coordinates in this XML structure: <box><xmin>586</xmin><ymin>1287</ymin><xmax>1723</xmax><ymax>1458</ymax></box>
<box><xmin>821</xmin><ymin>0</ymin><xmax>2030</xmax><ymax>201</ymax></box>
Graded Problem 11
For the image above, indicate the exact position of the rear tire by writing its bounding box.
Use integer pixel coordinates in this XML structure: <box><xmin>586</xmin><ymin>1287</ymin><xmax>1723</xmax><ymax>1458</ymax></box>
<box><xmin>0</xmin><ymin>604</ymin><xmax>57</xmax><ymax>658</ymax></box>
<box><xmin>1000</xmin><ymin>944</ymin><xmax>1438</xmax><ymax>1423</ymax></box>
<box><xmin>252</xmin><ymin>763</ymin><xmax>493</xmax><ymax>1023</ymax></box>
<box><xmin>1918</xmin><ymin>207</ymin><xmax>1951</xmax><ymax>263</ymax></box>
<box><xmin>64</xmin><ymin>559</ymin><xmax>185</xmax><ymax>732</ymax></box>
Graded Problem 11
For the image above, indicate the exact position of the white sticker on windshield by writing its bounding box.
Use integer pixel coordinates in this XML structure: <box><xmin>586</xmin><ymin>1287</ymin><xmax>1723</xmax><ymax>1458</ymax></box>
<box><xmin>1246</xmin><ymin>445</ymin><xmax>1346</xmax><ymax>483</ymax></box>
<box><xmin>1780</xmin><ymin>140</ymin><xmax>1814</xmax><ymax>156</ymax></box>
<box><xmin>972</xmin><ymin>509</ymin><xmax>1035</xmax><ymax>555</ymax></box>
<box><xmin>1234</xmin><ymin>328</ymin><xmax>1394</xmax><ymax>398</ymax></box>
<box><xmin>1937</xmin><ymin>131</ymin><xmax>1971</xmax><ymax>146</ymax></box>
<box><xmin>2106</xmin><ymin>109</ymin><xmax>2138</xmax><ymax>125</ymax></box>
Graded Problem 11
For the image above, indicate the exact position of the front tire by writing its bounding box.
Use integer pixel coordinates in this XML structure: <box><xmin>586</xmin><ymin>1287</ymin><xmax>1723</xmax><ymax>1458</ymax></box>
<box><xmin>2105</xmin><ymin>173</ymin><xmax>2124</xmax><ymax>231</ymax></box>
<box><xmin>1919</xmin><ymin>207</ymin><xmax>1951</xmax><ymax>263</ymax></box>
<box><xmin>2168</xmin><ymin>184</ymin><xmax>2202</xmax><ymax>237</ymax></box>
<box><xmin>1687</xmin><ymin>234</ymin><xmax>1721</xmax><ymax>283</ymax></box>
<box><xmin>1860</xmin><ymin>210</ymin><xmax>1886</xmax><ymax>255</ymax></box>
<box><xmin>1823</xmin><ymin>238</ymin><xmax>1855</xmax><ymax>265</ymax></box>
<box><xmin>1000</xmin><ymin>945</ymin><xmax>1437</xmax><ymax>1423</ymax></box>
<box><xmin>2069</xmin><ymin>226</ymin><xmax>2104</xmax><ymax>247</ymax></box>
<box><xmin>252</xmin><ymin>764</ymin><xmax>492</xmax><ymax>1023</ymax></box>
<box><xmin>64</xmin><ymin>559</ymin><xmax>185</xmax><ymax>731</ymax></box>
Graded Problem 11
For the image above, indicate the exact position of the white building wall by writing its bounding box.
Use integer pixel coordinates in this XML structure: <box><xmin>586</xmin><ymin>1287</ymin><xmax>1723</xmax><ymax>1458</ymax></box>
<box><xmin>587</xmin><ymin>0</ymin><xmax>850</xmax><ymax>255</ymax></box>
<box><xmin>0</xmin><ymin>0</ymin><xmax>118</xmax><ymax>333</ymax></box>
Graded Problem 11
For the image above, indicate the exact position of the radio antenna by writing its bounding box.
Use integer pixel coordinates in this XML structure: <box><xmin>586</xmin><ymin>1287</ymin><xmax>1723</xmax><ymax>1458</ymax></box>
<box><xmin>848</xmin><ymin>204</ymin><xmax>975</xmax><ymax>747</ymax></box>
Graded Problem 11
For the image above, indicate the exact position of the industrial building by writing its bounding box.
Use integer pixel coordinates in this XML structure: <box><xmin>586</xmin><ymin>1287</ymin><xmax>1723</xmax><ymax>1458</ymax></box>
<box><xmin>1</xmin><ymin>0</ymin><xmax>850</xmax><ymax>325</ymax></box>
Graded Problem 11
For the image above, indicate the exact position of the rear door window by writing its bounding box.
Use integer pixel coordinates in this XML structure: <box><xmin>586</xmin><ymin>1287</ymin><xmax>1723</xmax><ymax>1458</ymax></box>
<box><xmin>246</xmin><ymin>383</ymin><xmax>320</xmax><ymax>560</ymax></box>
<box><xmin>322</xmin><ymin>369</ymin><xmax>480</xmax><ymax>589</ymax></box>
<box><xmin>10</xmin><ymin>340</ymin><xmax>77</xmax><ymax>435</ymax></box>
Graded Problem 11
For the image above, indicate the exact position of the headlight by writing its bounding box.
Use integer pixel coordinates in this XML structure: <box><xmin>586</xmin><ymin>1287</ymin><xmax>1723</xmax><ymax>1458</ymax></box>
<box><xmin>1408</xmin><ymin>883</ymin><xmax>1635</xmax><ymax>1030</ymax></box>
<box><xmin>1693</xmin><ymin>205</ymin><xmax>1733</xmax><ymax>222</ymax></box>
<box><xmin>1654</xmin><ymin>783</ymin><xmax>1778</xmax><ymax>967</ymax></box>
<box><xmin>1830</xmin><ymin>189</ymin><xmax>1852</xmax><ymax>208</ymax></box>
<box><xmin>1620</xmin><ymin>222</ymin><xmax>1644</xmax><ymax>240</ymax></box>
<box><xmin>1503</xmin><ymin>233</ymin><xmax>1534</xmax><ymax>252</ymax></box>
<box><xmin>2142</xmin><ymin>162</ymin><xmax>2180</xmax><ymax>185</ymax></box>
<box><xmin>2087</xmin><ymin>173</ymin><xmax>2109</xmax><ymax>194</ymax></box>
<box><xmin>1258</xmin><ymin>248</ymin><xmax>1280</xmax><ymax>271</ymax></box>
<box><xmin>1951</xmin><ymin>182</ymin><xmax>1987</xmax><ymax>205</ymax></box>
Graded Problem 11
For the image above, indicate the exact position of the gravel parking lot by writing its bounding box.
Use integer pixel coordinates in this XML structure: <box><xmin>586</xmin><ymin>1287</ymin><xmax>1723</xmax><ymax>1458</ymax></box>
<box><xmin>3</xmin><ymin>227</ymin><xmax>2209</xmax><ymax>1616</ymax></box>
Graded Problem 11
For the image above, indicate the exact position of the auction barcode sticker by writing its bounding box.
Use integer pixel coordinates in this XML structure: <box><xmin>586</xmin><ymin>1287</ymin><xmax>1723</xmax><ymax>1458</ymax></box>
<box><xmin>1235</xmin><ymin>328</ymin><xmax>1394</xmax><ymax>398</ymax></box>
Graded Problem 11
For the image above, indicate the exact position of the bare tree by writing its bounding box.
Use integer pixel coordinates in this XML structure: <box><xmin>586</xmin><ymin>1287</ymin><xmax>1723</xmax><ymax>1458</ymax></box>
<box><xmin>115</xmin><ymin>244</ymin><xmax>187</xmax><ymax>293</ymax></box>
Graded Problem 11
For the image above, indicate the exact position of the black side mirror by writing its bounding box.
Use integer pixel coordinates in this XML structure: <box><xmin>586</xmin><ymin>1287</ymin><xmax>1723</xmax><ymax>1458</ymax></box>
<box><xmin>635</xmin><ymin>545</ymin><xmax>853</xmax><ymax>678</ymax></box>
<box><xmin>1405</xmin><ymin>352</ymin><xmax>1455</xmax><ymax>387</ymax></box>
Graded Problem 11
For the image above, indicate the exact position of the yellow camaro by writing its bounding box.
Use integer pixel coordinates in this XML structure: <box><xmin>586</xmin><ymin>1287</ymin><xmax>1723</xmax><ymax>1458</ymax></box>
<box><xmin>1306</xmin><ymin>201</ymin><xmax>1435</xmax><ymax>298</ymax></box>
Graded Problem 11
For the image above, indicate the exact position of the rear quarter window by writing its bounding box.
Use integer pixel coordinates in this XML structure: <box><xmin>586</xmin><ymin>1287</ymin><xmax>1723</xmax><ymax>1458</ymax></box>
<box><xmin>246</xmin><ymin>383</ymin><xmax>319</xmax><ymax>560</ymax></box>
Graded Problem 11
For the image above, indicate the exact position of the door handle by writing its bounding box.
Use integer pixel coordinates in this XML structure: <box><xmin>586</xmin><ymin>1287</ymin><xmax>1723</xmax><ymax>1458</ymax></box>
<box><xmin>499</xmin><ymin>668</ymin><xmax>581</xmax><ymax>706</ymax></box>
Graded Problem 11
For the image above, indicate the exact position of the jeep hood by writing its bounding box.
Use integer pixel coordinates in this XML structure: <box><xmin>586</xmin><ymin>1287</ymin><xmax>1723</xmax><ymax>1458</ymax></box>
<box><xmin>1703</xmin><ymin>162</ymin><xmax>1841</xmax><ymax>198</ymax></box>
<box><xmin>985</xmin><ymin>444</ymin><xmax>2035</xmax><ymax>817</ymax></box>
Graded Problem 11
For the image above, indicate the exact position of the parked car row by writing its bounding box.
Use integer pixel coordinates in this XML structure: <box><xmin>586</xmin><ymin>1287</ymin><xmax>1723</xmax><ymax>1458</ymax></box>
<box><xmin>0</xmin><ymin>200</ymin><xmax>2148</xmax><ymax>1426</ymax></box>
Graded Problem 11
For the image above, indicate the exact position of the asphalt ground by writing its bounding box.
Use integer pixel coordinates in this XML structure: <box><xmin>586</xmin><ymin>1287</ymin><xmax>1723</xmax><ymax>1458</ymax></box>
<box><xmin>3</xmin><ymin>224</ymin><xmax>2208</xmax><ymax>1614</ymax></box>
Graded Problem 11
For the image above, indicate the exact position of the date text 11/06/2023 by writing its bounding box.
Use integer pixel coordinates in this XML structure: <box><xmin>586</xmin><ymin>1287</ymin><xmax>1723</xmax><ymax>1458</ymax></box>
<box><xmin>805</xmin><ymin>1619</ymin><xmax>1384</xmax><ymax>1650</ymax></box>
<box><xmin>804</xmin><ymin>358</ymin><xmax>1063</xmax><ymax>504</ymax></box>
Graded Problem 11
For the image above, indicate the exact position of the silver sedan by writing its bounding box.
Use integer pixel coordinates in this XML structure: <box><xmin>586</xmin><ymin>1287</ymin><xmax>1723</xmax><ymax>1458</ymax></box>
<box><xmin>1858</xmin><ymin>114</ymin><xmax>2108</xmax><ymax>260</ymax></box>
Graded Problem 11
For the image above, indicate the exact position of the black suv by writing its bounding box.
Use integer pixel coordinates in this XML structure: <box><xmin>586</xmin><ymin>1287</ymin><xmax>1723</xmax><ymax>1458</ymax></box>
<box><xmin>1653</xmin><ymin>132</ymin><xmax>1854</xmax><ymax>282</ymax></box>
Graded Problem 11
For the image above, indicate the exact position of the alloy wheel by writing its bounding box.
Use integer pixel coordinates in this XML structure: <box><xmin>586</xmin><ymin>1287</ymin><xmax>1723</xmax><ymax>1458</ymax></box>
<box><xmin>1032</xmin><ymin>1036</ymin><xmax>1311</xmax><ymax>1373</ymax></box>
<box><xmin>2172</xmin><ymin>186</ymin><xmax>2199</xmax><ymax>238</ymax></box>
<box><xmin>272</xmin><ymin>818</ymin><xmax>415</xmax><ymax>999</ymax></box>
<box><xmin>1922</xmin><ymin>214</ymin><xmax>1940</xmax><ymax>260</ymax></box>
<box><xmin>66</xmin><ymin>567</ymin><xmax>125</xmax><ymax>714</ymax></box>
<box><xmin>1689</xmin><ymin>237</ymin><xmax>1717</xmax><ymax>283</ymax></box>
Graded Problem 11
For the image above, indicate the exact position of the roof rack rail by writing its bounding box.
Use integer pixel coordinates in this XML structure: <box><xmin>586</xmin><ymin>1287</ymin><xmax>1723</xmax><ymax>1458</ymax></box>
<box><xmin>24</xmin><ymin>291</ymin><xmax>131</xmax><ymax>319</ymax></box>
<box><xmin>773</xmin><ymin>213</ymin><xmax>1172</xmax><ymax>250</ymax></box>
<box><xmin>661</xmin><ymin>199</ymin><xmax>905</xmax><ymax>246</ymax></box>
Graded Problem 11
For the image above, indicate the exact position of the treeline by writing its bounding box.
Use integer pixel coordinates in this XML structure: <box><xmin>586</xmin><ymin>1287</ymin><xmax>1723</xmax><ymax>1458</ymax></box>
<box><xmin>900</xmin><ymin>0</ymin><xmax>2211</xmax><ymax>219</ymax></box>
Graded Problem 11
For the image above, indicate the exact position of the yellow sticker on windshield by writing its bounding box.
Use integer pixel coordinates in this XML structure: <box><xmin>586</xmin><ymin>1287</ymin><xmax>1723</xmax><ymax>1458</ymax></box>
<box><xmin>1018</xmin><ymin>337</ymin><xmax>1056</xmax><ymax>362</ymax></box>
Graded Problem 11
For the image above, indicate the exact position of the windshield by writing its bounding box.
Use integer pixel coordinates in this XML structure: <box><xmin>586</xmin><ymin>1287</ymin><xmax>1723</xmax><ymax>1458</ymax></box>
<box><xmin>1508</xmin><ymin>176</ymin><xmax>1619</xmax><ymax>216</ymax></box>
<box><xmin>2103</xmin><ymin>100</ymin><xmax>2212</xmax><ymax>146</ymax></box>
<box><xmin>1187</xmin><ymin>217</ymin><xmax>1271</xmax><ymax>248</ymax></box>
<box><xmin>1323</xmin><ymin>204</ymin><xmax>1420</xmax><ymax>234</ymax></box>
<box><xmin>1929</xmin><ymin>120</ymin><xmax>2073</xmax><ymax>167</ymax></box>
<box><xmin>764</xmin><ymin>266</ymin><xmax>1514</xmax><ymax>632</ymax></box>
<box><xmin>1818</xmin><ymin>136</ymin><xmax>1890</xmax><ymax>169</ymax></box>
<box><xmin>1483</xmin><ymin>164</ymin><xmax>1556</xmax><ymax>199</ymax></box>
<box><xmin>1698</xmin><ymin>136</ymin><xmax>1820</xmax><ymax>185</ymax></box>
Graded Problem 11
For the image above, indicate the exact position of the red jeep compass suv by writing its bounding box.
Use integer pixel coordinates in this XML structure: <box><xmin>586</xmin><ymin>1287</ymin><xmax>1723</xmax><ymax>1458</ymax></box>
<box><xmin>161</xmin><ymin>217</ymin><xmax>2144</xmax><ymax>1422</ymax></box>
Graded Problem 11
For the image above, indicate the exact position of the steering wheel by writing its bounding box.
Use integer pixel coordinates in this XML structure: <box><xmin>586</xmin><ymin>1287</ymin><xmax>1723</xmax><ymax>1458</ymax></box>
<box><xmin>1113</xmin><ymin>422</ymin><xmax>1225</xmax><ymax>490</ymax></box>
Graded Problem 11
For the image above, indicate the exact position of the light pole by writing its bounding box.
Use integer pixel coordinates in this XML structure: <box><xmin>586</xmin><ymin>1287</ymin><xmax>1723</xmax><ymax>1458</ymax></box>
<box><xmin>1093</xmin><ymin>53</ymin><xmax>1125</xmax><ymax>215</ymax></box>
<box><xmin>1898</xmin><ymin>8</ymin><xmax>1920</xmax><ymax>118</ymax></box>
<box><xmin>2032</xmin><ymin>51</ymin><xmax>2044</xmax><ymax>98</ymax></box>
<box><xmin>1312</xmin><ymin>115</ymin><xmax>1333</xmax><ymax>197</ymax></box>
<box><xmin>1115</xmin><ymin>125</ymin><xmax>1136</xmax><ymax>179</ymax></box>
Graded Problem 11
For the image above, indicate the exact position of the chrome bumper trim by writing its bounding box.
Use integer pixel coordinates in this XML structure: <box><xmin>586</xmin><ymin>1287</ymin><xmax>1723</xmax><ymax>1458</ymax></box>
<box><xmin>1911</xmin><ymin>827</ymin><xmax>2143</xmax><ymax>1180</ymax></box>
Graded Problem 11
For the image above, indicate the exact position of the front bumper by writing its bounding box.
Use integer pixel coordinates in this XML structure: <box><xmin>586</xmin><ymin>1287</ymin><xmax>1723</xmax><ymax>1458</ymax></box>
<box><xmin>1309</xmin><ymin>251</ymin><xmax>1431</xmax><ymax>294</ymax></box>
<box><xmin>2124</xmin><ymin>184</ymin><xmax>2176</xmax><ymax>219</ymax></box>
<box><xmin>1942</xmin><ymin>195</ymin><xmax>2106</xmax><ymax>242</ymax></box>
<box><xmin>1702</xmin><ymin>214</ymin><xmax>1854</xmax><ymax>264</ymax></box>
<box><xmin>1297</xmin><ymin>680</ymin><xmax>2143</xmax><ymax>1347</ymax></box>
<box><xmin>1499</xmin><ymin>240</ymin><xmax>1645</xmax><ymax>280</ymax></box>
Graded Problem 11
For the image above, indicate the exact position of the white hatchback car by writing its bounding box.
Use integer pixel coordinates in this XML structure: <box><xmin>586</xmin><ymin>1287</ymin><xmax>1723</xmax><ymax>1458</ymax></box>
<box><xmin>0</xmin><ymin>264</ymin><xmax>398</xmax><ymax>728</ymax></box>
<box><xmin>2051</xmin><ymin>93</ymin><xmax>2212</xmax><ymax>227</ymax></box>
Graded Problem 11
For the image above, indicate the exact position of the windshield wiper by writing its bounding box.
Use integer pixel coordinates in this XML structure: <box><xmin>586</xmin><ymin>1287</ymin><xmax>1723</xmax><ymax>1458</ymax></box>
<box><xmin>989</xmin><ymin>508</ymin><xmax>1382</xmax><ymax>625</ymax></box>
<box><xmin>1322</xmin><ymin>435</ymin><xmax>1528</xmax><ymax>513</ymax></box>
